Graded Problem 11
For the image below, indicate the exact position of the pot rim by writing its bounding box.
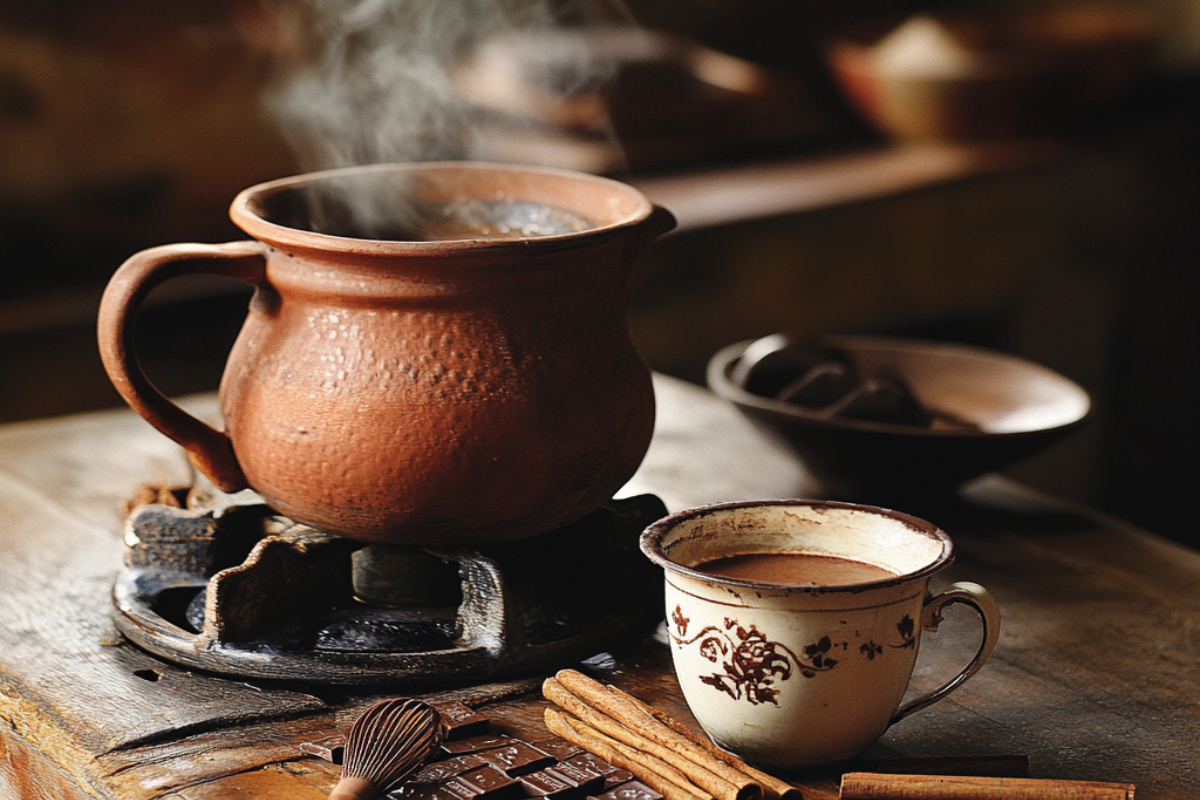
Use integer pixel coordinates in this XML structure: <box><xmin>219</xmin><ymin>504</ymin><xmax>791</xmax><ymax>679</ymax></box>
<box><xmin>229</xmin><ymin>160</ymin><xmax>659</xmax><ymax>255</ymax></box>
<box><xmin>639</xmin><ymin>498</ymin><xmax>954</xmax><ymax>594</ymax></box>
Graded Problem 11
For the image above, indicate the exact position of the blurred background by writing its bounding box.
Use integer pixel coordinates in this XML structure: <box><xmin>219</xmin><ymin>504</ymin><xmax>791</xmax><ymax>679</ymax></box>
<box><xmin>2</xmin><ymin>0</ymin><xmax>1198</xmax><ymax>545</ymax></box>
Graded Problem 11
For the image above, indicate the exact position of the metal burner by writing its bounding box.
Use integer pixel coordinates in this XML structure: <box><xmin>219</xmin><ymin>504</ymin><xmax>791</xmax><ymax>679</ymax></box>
<box><xmin>112</xmin><ymin>495</ymin><xmax>666</xmax><ymax>685</ymax></box>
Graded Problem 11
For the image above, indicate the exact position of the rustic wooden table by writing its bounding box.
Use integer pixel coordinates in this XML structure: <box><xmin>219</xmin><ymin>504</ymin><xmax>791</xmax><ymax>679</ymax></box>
<box><xmin>2</xmin><ymin>374</ymin><xmax>1197</xmax><ymax>798</ymax></box>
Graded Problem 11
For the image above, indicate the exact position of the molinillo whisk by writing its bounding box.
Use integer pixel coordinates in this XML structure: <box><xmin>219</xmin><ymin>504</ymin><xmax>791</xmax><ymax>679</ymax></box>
<box><xmin>329</xmin><ymin>697</ymin><xmax>446</xmax><ymax>800</ymax></box>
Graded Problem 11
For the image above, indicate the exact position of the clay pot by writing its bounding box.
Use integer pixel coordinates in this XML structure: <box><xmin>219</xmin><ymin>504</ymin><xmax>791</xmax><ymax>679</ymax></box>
<box><xmin>98</xmin><ymin>162</ymin><xmax>674</xmax><ymax>545</ymax></box>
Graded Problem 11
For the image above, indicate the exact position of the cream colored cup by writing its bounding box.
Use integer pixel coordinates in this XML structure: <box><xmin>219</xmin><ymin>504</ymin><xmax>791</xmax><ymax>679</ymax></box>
<box><xmin>639</xmin><ymin>500</ymin><xmax>999</xmax><ymax>769</ymax></box>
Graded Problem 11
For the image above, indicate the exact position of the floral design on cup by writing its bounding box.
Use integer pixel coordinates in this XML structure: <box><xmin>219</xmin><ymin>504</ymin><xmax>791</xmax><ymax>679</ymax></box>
<box><xmin>893</xmin><ymin>614</ymin><xmax>917</xmax><ymax>649</ymax></box>
<box><xmin>670</xmin><ymin>606</ymin><xmax>840</xmax><ymax>705</ymax></box>
<box><xmin>859</xmin><ymin>614</ymin><xmax>916</xmax><ymax>660</ymax></box>
<box><xmin>671</xmin><ymin>604</ymin><xmax>926</xmax><ymax>704</ymax></box>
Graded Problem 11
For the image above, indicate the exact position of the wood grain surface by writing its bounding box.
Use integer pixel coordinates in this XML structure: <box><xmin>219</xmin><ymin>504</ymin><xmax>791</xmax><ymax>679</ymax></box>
<box><xmin>2</xmin><ymin>376</ymin><xmax>1198</xmax><ymax>798</ymax></box>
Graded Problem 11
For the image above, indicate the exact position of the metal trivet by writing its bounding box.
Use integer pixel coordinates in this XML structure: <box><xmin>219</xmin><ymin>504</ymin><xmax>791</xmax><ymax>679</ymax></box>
<box><xmin>112</xmin><ymin>494</ymin><xmax>666</xmax><ymax>685</ymax></box>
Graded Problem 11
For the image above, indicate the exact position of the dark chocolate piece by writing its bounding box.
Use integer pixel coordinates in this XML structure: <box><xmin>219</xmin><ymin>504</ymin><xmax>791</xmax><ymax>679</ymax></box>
<box><xmin>733</xmin><ymin>336</ymin><xmax>851</xmax><ymax>399</ymax></box>
<box><xmin>775</xmin><ymin>361</ymin><xmax>858</xmax><ymax>408</ymax></box>
<box><xmin>528</xmin><ymin>738</ymin><xmax>584</xmax><ymax>761</ymax></box>
<box><xmin>450</xmin><ymin>764</ymin><xmax>524</xmax><ymax>800</ymax></box>
<box><xmin>590</xmin><ymin>780</ymin><xmax>663</xmax><ymax>800</ymax></box>
<box><xmin>409</xmin><ymin>754</ymin><xmax>489</xmax><ymax>784</ymax></box>
<box><xmin>441</xmin><ymin>780</ymin><xmax>486</xmax><ymax>800</ymax></box>
<box><xmin>601</xmin><ymin>769</ymin><xmax>635</xmax><ymax>791</ymax></box>
<box><xmin>521</xmin><ymin>769</ymin><xmax>580</xmax><ymax>799</ymax></box>
<box><xmin>564</xmin><ymin>752</ymin><xmax>619</xmax><ymax>779</ymax></box>
<box><xmin>299</xmin><ymin>733</ymin><xmax>345</xmax><ymax>764</ymax></box>
<box><xmin>441</xmin><ymin>734</ymin><xmax>514</xmax><ymax>754</ymax></box>
<box><xmin>434</xmin><ymin>701</ymin><xmax>491</xmax><ymax>739</ymax></box>
<box><xmin>829</xmin><ymin>376</ymin><xmax>931</xmax><ymax>426</ymax></box>
<box><xmin>476</xmin><ymin>740</ymin><xmax>556</xmax><ymax>777</ymax></box>
<box><xmin>394</xmin><ymin>784</ymin><xmax>464</xmax><ymax>800</ymax></box>
<box><xmin>553</xmin><ymin>763</ymin><xmax>608</xmax><ymax>794</ymax></box>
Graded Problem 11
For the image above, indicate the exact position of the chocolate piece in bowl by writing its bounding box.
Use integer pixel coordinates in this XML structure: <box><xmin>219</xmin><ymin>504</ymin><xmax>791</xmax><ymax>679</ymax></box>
<box><xmin>774</xmin><ymin>360</ymin><xmax>859</xmax><ymax>409</ymax></box>
<box><xmin>828</xmin><ymin>376</ymin><xmax>932</xmax><ymax>427</ymax></box>
<box><xmin>709</xmin><ymin>333</ymin><xmax>1091</xmax><ymax>497</ymax></box>
<box><xmin>729</xmin><ymin>334</ymin><xmax>852</xmax><ymax>399</ymax></box>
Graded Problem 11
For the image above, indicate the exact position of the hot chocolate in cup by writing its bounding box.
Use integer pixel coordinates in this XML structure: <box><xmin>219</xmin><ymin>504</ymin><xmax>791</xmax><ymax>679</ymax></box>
<box><xmin>639</xmin><ymin>499</ymin><xmax>1000</xmax><ymax>769</ymax></box>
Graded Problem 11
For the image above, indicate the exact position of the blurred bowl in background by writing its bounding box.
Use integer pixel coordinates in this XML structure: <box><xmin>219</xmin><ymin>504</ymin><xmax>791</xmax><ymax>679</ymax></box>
<box><xmin>827</xmin><ymin>6</ymin><xmax>1156</xmax><ymax>142</ymax></box>
<box><xmin>1008</xmin><ymin>5</ymin><xmax>1157</xmax><ymax>112</ymax></box>
<box><xmin>707</xmin><ymin>333</ymin><xmax>1091</xmax><ymax>498</ymax></box>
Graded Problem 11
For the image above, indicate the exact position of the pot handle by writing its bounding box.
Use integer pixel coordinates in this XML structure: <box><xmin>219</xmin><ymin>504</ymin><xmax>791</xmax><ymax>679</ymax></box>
<box><xmin>624</xmin><ymin>205</ymin><xmax>676</xmax><ymax>264</ymax></box>
<box><xmin>889</xmin><ymin>581</ymin><xmax>1001</xmax><ymax>725</ymax></box>
<box><xmin>97</xmin><ymin>241</ymin><xmax>269</xmax><ymax>492</ymax></box>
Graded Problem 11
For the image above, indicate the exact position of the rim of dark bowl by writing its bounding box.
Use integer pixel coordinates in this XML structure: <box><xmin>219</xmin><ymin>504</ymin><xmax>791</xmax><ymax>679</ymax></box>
<box><xmin>706</xmin><ymin>334</ymin><xmax>1092</xmax><ymax>440</ymax></box>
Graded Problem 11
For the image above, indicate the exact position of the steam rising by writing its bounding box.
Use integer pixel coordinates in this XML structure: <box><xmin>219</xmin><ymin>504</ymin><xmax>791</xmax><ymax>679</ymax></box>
<box><xmin>272</xmin><ymin>3</ymin><xmax>624</xmax><ymax>161</ymax></box>
<box><xmin>265</xmin><ymin>0</ymin><xmax>630</xmax><ymax>238</ymax></box>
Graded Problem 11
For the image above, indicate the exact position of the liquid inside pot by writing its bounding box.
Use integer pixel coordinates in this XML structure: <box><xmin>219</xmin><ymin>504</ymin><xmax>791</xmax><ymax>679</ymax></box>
<box><xmin>259</xmin><ymin>176</ymin><xmax>593</xmax><ymax>242</ymax></box>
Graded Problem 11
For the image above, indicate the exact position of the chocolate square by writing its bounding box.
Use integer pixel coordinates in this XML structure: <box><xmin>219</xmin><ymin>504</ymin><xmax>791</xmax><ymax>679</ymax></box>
<box><xmin>441</xmin><ymin>734</ymin><xmax>514</xmax><ymax>754</ymax></box>
<box><xmin>409</xmin><ymin>754</ymin><xmax>488</xmax><ymax>784</ymax></box>
<box><xmin>564</xmin><ymin>752</ymin><xmax>619</xmax><ymax>778</ymax></box>
<box><xmin>434</xmin><ymin>701</ymin><xmax>491</xmax><ymax>739</ymax></box>
<box><xmin>590</xmin><ymin>780</ymin><xmax>663</xmax><ymax>800</ymax></box>
<box><xmin>393</xmin><ymin>784</ymin><xmax>463</xmax><ymax>800</ymax></box>
<box><xmin>547</xmin><ymin>763</ymin><xmax>607</xmax><ymax>794</ymax></box>
<box><xmin>476</xmin><ymin>740</ymin><xmax>556</xmax><ymax>777</ymax></box>
<box><xmin>520</xmin><ymin>769</ymin><xmax>578</xmax><ymax>799</ymax></box>
<box><xmin>601</xmin><ymin>769</ymin><xmax>635</xmax><ymax>791</ymax></box>
<box><xmin>528</xmin><ymin>738</ymin><xmax>584</xmax><ymax>761</ymax></box>
<box><xmin>451</xmin><ymin>764</ymin><xmax>524</xmax><ymax>800</ymax></box>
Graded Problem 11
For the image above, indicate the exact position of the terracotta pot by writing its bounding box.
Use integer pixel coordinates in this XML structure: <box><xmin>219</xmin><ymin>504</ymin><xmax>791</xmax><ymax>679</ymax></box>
<box><xmin>98</xmin><ymin>162</ymin><xmax>674</xmax><ymax>545</ymax></box>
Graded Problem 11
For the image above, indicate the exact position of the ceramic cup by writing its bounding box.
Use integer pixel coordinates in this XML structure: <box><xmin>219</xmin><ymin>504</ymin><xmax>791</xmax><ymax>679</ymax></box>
<box><xmin>639</xmin><ymin>499</ymin><xmax>999</xmax><ymax>768</ymax></box>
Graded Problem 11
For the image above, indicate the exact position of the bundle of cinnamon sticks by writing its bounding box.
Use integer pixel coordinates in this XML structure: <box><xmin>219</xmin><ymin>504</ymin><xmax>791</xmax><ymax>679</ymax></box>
<box><xmin>542</xmin><ymin>669</ymin><xmax>800</xmax><ymax>800</ymax></box>
<box><xmin>541</xmin><ymin>670</ymin><xmax>1137</xmax><ymax>800</ymax></box>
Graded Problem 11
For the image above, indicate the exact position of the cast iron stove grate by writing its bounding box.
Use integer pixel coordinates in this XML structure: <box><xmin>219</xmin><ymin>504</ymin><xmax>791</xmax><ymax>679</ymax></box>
<box><xmin>112</xmin><ymin>494</ymin><xmax>666</xmax><ymax>686</ymax></box>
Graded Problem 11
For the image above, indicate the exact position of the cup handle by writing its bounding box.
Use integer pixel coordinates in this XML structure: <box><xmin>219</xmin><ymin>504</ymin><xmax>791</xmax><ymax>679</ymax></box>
<box><xmin>889</xmin><ymin>581</ymin><xmax>1001</xmax><ymax>725</ymax></box>
<box><xmin>97</xmin><ymin>241</ymin><xmax>269</xmax><ymax>493</ymax></box>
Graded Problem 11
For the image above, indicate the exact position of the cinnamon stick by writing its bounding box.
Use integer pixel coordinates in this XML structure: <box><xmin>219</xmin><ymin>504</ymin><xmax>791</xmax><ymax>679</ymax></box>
<box><xmin>839</xmin><ymin>773</ymin><xmax>1136</xmax><ymax>800</ymax></box>
<box><xmin>543</xmin><ymin>678</ymin><xmax>753</xmax><ymax>800</ymax></box>
<box><xmin>552</xmin><ymin>670</ymin><xmax>765</xmax><ymax>800</ymax></box>
<box><xmin>544</xmin><ymin>708</ymin><xmax>711</xmax><ymax>800</ymax></box>
<box><xmin>621</xmin><ymin>690</ymin><xmax>801</xmax><ymax>800</ymax></box>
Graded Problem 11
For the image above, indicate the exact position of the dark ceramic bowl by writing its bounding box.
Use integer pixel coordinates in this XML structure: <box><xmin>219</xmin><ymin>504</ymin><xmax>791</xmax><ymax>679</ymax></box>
<box><xmin>707</xmin><ymin>333</ymin><xmax>1091</xmax><ymax>496</ymax></box>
